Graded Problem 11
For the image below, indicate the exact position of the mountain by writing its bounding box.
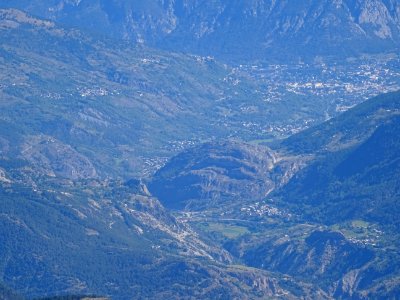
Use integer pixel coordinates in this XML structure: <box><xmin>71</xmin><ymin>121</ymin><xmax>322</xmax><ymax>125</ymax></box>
<box><xmin>276</xmin><ymin>91</ymin><xmax>400</xmax><ymax>229</ymax></box>
<box><xmin>149</xmin><ymin>141</ymin><xmax>277</xmax><ymax>210</ymax></box>
<box><xmin>281</xmin><ymin>90</ymin><xmax>400</xmax><ymax>154</ymax></box>
<box><xmin>150</xmin><ymin>90</ymin><xmax>400</xmax><ymax>298</ymax></box>
<box><xmin>1</xmin><ymin>3</ymin><xmax>399</xmax><ymax>299</ymax></box>
<box><xmin>0</xmin><ymin>10</ymin><xmax>332</xmax><ymax>299</ymax></box>
<box><xmin>1</xmin><ymin>0</ymin><xmax>399</xmax><ymax>62</ymax></box>
<box><xmin>149</xmin><ymin>140</ymin><xmax>305</xmax><ymax>211</ymax></box>
<box><xmin>1</xmin><ymin>156</ymin><xmax>326</xmax><ymax>299</ymax></box>
<box><xmin>0</xmin><ymin>176</ymin><xmax>217</xmax><ymax>298</ymax></box>
<box><xmin>244</xmin><ymin>91</ymin><xmax>400</xmax><ymax>298</ymax></box>
<box><xmin>0</xmin><ymin>8</ymin><xmax>335</xmax><ymax>180</ymax></box>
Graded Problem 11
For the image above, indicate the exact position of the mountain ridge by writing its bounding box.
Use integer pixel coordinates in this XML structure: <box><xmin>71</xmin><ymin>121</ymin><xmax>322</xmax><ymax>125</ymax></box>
<box><xmin>1</xmin><ymin>0</ymin><xmax>399</xmax><ymax>62</ymax></box>
<box><xmin>150</xmin><ymin>90</ymin><xmax>400</xmax><ymax>298</ymax></box>
<box><xmin>1</xmin><ymin>3</ymin><xmax>399</xmax><ymax>299</ymax></box>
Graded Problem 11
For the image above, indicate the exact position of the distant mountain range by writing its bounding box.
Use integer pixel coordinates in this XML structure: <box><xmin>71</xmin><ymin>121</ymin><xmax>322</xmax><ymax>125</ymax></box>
<box><xmin>1</xmin><ymin>0</ymin><xmax>399</xmax><ymax>61</ymax></box>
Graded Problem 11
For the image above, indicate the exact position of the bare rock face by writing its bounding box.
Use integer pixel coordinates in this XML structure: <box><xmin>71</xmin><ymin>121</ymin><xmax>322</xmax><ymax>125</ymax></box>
<box><xmin>0</xmin><ymin>168</ymin><xmax>11</xmax><ymax>183</ymax></box>
<box><xmin>357</xmin><ymin>0</ymin><xmax>395</xmax><ymax>38</ymax></box>
<box><xmin>237</xmin><ymin>230</ymin><xmax>376</xmax><ymax>297</ymax></box>
<box><xmin>150</xmin><ymin>140</ymin><xmax>287</xmax><ymax>210</ymax></box>
<box><xmin>149</xmin><ymin>139</ymin><xmax>311</xmax><ymax>211</ymax></box>
<box><xmin>20</xmin><ymin>135</ymin><xmax>97</xmax><ymax>179</ymax></box>
<box><xmin>1</xmin><ymin>0</ymin><xmax>399</xmax><ymax>61</ymax></box>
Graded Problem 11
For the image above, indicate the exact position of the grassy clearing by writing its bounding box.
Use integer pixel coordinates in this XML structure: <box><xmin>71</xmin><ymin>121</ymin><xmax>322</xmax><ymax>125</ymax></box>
<box><xmin>199</xmin><ymin>222</ymin><xmax>250</xmax><ymax>239</ymax></box>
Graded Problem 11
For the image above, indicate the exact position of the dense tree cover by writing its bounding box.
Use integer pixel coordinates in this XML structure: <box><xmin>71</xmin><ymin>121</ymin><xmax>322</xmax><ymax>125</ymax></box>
<box><xmin>0</xmin><ymin>282</ymin><xmax>24</xmax><ymax>300</ymax></box>
<box><xmin>278</xmin><ymin>92</ymin><xmax>400</xmax><ymax>230</ymax></box>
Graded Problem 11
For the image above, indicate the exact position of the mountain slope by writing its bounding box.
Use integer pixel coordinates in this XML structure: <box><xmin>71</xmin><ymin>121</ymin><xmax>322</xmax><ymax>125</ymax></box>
<box><xmin>247</xmin><ymin>91</ymin><xmax>400</xmax><ymax>298</ymax></box>
<box><xmin>0</xmin><ymin>177</ymin><xmax>217</xmax><ymax>298</ymax></box>
<box><xmin>0</xmin><ymin>8</ymin><xmax>332</xmax><ymax>180</ymax></box>
<box><xmin>0</xmin><ymin>10</ymin><xmax>333</xmax><ymax>299</ymax></box>
<box><xmin>281</xmin><ymin>90</ymin><xmax>400</xmax><ymax>154</ymax></box>
<box><xmin>1</xmin><ymin>4</ymin><xmax>399</xmax><ymax>300</ymax></box>
<box><xmin>150</xmin><ymin>141</ymin><xmax>278</xmax><ymax>210</ymax></box>
<box><xmin>149</xmin><ymin>140</ymin><xmax>306</xmax><ymax>211</ymax></box>
<box><xmin>278</xmin><ymin>91</ymin><xmax>400</xmax><ymax>229</ymax></box>
<box><xmin>150</xmin><ymin>90</ymin><xmax>400</xmax><ymax>299</ymax></box>
<box><xmin>1</xmin><ymin>0</ymin><xmax>399</xmax><ymax>62</ymax></box>
<box><xmin>251</xmin><ymin>91</ymin><xmax>400</xmax><ymax>298</ymax></box>
<box><xmin>1</xmin><ymin>169</ymin><xmax>325</xmax><ymax>299</ymax></box>
<box><xmin>149</xmin><ymin>91</ymin><xmax>400</xmax><ymax>220</ymax></box>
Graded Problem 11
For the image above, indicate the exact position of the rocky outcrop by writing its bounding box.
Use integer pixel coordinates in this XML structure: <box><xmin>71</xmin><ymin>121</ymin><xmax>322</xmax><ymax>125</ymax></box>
<box><xmin>237</xmin><ymin>230</ymin><xmax>376</xmax><ymax>298</ymax></box>
<box><xmin>20</xmin><ymin>135</ymin><xmax>97</xmax><ymax>179</ymax></box>
<box><xmin>150</xmin><ymin>140</ymin><xmax>278</xmax><ymax>210</ymax></box>
<box><xmin>149</xmin><ymin>140</ymin><xmax>309</xmax><ymax>211</ymax></box>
